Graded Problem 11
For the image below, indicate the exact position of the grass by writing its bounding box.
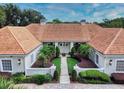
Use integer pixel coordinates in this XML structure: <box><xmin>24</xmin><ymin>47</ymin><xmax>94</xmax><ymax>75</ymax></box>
<box><xmin>67</xmin><ymin>57</ymin><xmax>78</xmax><ymax>75</ymax></box>
<box><xmin>52</xmin><ymin>57</ymin><xmax>61</xmax><ymax>74</ymax></box>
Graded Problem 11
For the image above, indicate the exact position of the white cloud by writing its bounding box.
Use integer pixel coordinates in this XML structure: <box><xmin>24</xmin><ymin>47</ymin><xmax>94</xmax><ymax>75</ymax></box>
<box><xmin>92</xmin><ymin>3</ymin><xmax>100</xmax><ymax>8</ymax></box>
<box><xmin>46</xmin><ymin>5</ymin><xmax>80</xmax><ymax>17</ymax></box>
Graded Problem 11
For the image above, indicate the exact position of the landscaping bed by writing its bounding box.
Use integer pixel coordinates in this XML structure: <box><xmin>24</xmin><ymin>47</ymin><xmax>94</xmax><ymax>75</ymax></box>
<box><xmin>111</xmin><ymin>73</ymin><xmax>124</xmax><ymax>84</ymax></box>
<box><xmin>11</xmin><ymin>73</ymin><xmax>52</xmax><ymax>85</ymax></box>
<box><xmin>52</xmin><ymin>58</ymin><xmax>61</xmax><ymax>75</ymax></box>
<box><xmin>77</xmin><ymin>57</ymin><xmax>98</xmax><ymax>68</ymax></box>
<box><xmin>31</xmin><ymin>45</ymin><xmax>60</xmax><ymax>68</ymax></box>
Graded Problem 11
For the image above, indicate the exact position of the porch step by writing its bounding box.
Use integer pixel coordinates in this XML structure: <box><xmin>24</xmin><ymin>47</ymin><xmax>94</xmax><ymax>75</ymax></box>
<box><xmin>60</xmin><ymin>75</ymin><xmax>70</xmax><ymax>84</ymax></box>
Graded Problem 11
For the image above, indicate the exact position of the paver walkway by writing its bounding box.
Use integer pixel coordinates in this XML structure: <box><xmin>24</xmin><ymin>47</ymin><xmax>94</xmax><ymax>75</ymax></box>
<box><xmin>60</xmin><ymin>55</ymin><xmax>70</xmax><ymax>84</ymax></box>
<box><xmin>14</xmin><ymin>83</ymin><xmax>124</xmax><ymax>89</ymax></box>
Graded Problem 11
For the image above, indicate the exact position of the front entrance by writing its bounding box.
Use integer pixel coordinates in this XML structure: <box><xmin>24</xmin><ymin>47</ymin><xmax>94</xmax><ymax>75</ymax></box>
<box><xmin>58</xmin><ymin>42</ymin><xmax>70</xmax><ymax>54</ymax></box>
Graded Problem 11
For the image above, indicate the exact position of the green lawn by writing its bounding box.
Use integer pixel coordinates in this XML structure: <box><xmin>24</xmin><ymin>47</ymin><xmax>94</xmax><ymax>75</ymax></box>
<box><xmin>67</xmin><ymin>58</ymin><xmax>78</xmax><ymax>75</ymax></box>
<box><xmin>52</xmin><ymin>58</ymin><xmax>61</xmax><ymax>74</ymax></box>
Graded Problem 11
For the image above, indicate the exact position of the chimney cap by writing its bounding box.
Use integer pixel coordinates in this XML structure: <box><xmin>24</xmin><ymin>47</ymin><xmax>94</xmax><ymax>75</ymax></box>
<box><xmin>80</xmin><ymin>19</ymin><xmax>86</xmax><ymax>25</ymax></box>
<box><xmin>40</xmin><ymin>19</ymin><xmax>46</xmax><ymax>24</ymax></box>
<box><xmin>80</xmin><ymin>19</ymin><xmax>86</xmax><ymax>22</ymax></box>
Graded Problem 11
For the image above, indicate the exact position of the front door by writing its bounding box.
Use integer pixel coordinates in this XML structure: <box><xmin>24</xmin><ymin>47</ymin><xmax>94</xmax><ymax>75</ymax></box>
<box><xmin>58</xmin><ymin>42</ymin><xmax>70</xmax><ymax>54</ymax></box>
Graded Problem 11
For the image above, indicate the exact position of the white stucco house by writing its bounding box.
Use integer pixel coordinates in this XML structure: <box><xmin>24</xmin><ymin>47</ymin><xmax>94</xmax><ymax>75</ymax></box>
<box><xmin>89</xmin><ymin>28</ymin><xmax>124</xmax><ymax>75</ymax></box>
<box><xmin>0</xmin><ymin>22</ymin><xmax>124</xmax><ymax>76</ymax></box>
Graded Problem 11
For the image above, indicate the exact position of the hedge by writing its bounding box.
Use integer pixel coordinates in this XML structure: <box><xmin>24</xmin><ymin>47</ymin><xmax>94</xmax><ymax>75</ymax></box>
<box><xmin>79</xmin><ymin>70</ymin><xmax>111</xmax><ymax>84</ymax></box>
<box><xmin>12</xmin><ymin>73</ymin><xmax>52</xmax><ymax>85</ymax></box>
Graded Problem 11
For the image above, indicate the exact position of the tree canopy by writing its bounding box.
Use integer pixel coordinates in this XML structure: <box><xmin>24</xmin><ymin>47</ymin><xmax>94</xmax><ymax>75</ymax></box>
<box><xmin>0</xmin><ymin>6</ymin><xmax>6</xmax><ymax>27</ymax></box>
<box><xmin>98</xmin><ymin>18</ymin><xmax>124</xmax><ymax>28</ymax></box>
<box><xmin>52</xmin><ymin>18</ymin><xmax>62</xmax><ymax>24</ymax></box>
<box><xmin>0</xmin><ymin>4</ymin><xmax>46</xmax><ymax>27</ymax></box>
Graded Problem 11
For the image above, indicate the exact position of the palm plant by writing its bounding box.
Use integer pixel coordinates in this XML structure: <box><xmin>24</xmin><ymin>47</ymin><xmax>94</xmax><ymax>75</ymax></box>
<box><xmin>38</xmin><ymin>52</ymin><xmax>47</xmax><ymax>67</ymax></box>
<box><xmin>0</xmin><ymin>77</ymin><xmax>14</xmax><ymax>89</ymax></box>
<box><xmin>38</xmin><ymin>45</ymin><xmax>56</xmax><ymax>67</ymax></box>
<box><xmin>78</xmin><ymin>44</ymin><xmax>91</xmax><ymax>58</ymax></box>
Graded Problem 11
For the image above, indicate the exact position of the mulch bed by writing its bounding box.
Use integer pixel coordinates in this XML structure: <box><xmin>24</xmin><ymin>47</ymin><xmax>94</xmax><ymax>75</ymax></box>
<box><xmin>31</xmin><ymin>60</ymin><xmax>52</xmax><ymax>68</ymax></box>
<box><xmin>78</xmin><ymin>58</ymin><xmax>97</xmax><ymax>68</ymax></box>
<box><xmin>74</xmin><ymin>54</ymin><xmax>98</xmax><ymax>68</ymax></box>
<box><xmin>111</xmin><ymin>73</ymin><xmax>124</xmax><ymax>84</ymax></box>
<box><xmin>0</xmin><ymin>72</ymin><xmax>12</xmax><ymax>79</ymax></box>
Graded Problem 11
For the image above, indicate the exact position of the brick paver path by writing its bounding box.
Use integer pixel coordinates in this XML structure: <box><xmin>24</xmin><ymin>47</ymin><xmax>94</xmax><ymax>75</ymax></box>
<box><xmin>14</xmin><ymin>83</ymin><xmax>124</xmax><ymax>89</ymax></box>
<box><xmin>60</xmin><ymin>56</ymin><xmax>70</xmax><ymax>84</ymax></box>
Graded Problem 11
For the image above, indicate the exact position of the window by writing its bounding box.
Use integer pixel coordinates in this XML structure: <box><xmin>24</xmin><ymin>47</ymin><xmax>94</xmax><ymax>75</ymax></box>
<box><xmin>96</xmin><ymin>54</ymin><xmax>99</xmax><ymax>64</ymax></box>
<box><xmin>2</xmin><ymin>60</ymin><xmax>12</xmax><ymax>71</ymax></box>
<box><xmin>116</xmin><ymin>60</ymin><xmax>124</xmax><ymax>71</ymax></box>
<box><xmin>60</xmin><ymin>43</ymin><xmax>62</xmax><ymax>46</ymax></box>
<box><xmin>63</xmin><ymin>42</ymin><xmax>66</xmax><ymax>46</ymax></box>
<box><xmin>66</xmin><ymin>43</ymin><xmax>68</xmax><ymax>46</ymax></box>
<box><xmin>31</xmin><ymin>54</ymin><xmax>34</xmax><ymax>63</ymax></box>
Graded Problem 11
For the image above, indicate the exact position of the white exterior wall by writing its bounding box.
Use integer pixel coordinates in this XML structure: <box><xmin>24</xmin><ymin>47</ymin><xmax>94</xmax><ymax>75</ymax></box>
<box><xmin>90</xmin><ymin>48</ymin><xmax>124</xmax><ymax>75</ymax></box>
<box><xmin>0</xmin><ymin>44</ymin><xmax>42</xmax><ymax>74</ymax></box>
<box><xmin>104</xmin><ymin>55</ymin><xmax>124</xmax><ymax>75</ymax></box>
<box><xmin>24</xmin><ymin>44</ymin><xmax>42</xmax><ymax>69</ymax></box>
<box><xmin>25</xmin><ymin>65</ymin><xmax>56</xmax><ymax>77</ymax></box>
<box><xmin>89</xmin><ymin>48</ymin><xmax>105</xmax><ymax>68</ymax></box>
<box><xmin>0</xmin><ymin>55</ymin><xmax>25</xmax><ymax>74</ymax></box>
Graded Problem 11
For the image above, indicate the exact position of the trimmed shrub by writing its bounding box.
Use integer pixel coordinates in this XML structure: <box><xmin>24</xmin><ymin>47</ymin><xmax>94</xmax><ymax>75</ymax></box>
<box><xmin>71</xmin><ymin>70</ymin><xmax>77</xmax><ymax>81</ymax></box>
<box><xmin>44</xmin><ymin>74</ymin><xmax>52</xmax><ymax>83</ymax></box>
<box><xmin>70</xmin><ymin>47</ymin><xmax>76</xmax><ymax>57</ymax></box>
<box><xmin>53</xmin><ymin>70</ymin><xmax>59</xmax><ymax>81</ymax></box>
<box><xmin>79</xmin><ymin>70</ymin><xmax>111</xmax><ymax>84</ymax></box>
<box><xmin>56</xmin><ymin>46</ymin><xmax>60</xmax><ymax>57</ymax></box>
<box><xmin>0</xmin><ymin>77</ymin><xmax>13</xmax><ymax>89</ymax></box>
<box><xmin>12</xmin><ymin>73</ymin><xmax>26</xmax><ymax>84</ymax></box>
<box><xmin>30</xmin><ymin>74</ymin><xmax>46</xmax><ymax>85</ymax></box>
<box><xmin>22</xmin><ymin>77</ymin><xmax>32</xmax><ymax>83</ymax></box>
<box><xmin>12</xmin><ymin>73</ymin><xmax>52</xmax><ymax>85</ymax></box>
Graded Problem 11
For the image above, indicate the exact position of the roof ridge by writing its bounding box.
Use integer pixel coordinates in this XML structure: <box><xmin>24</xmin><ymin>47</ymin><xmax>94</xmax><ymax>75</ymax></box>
<box><xmin>81</xmin><ymin>26</ymin><xmax>90</xmax><ymax>41</ymax></box>
<box><xmin>7</xmin><ymin>27</ymin><xmax>26</xmax><ymax>54</ymax></box>
<box><xmin>104</xmin><ymin>28</ymin><xmax>123</xmax><ymax>54</ymax></box>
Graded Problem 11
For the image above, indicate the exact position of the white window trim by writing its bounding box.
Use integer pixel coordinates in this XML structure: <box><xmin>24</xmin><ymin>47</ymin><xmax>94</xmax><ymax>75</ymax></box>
<box><xmin>0</xmin><ymin>58</ymin><xmax>13</xmax><ymax>72</ymax></box>
<box><xmin>95</xmin><ymin>54</ymin><xmax>99</xmax><ymax>64</ymax></box>
<box><xmin>115</xmin><ymin>59</ymin><xmax>124</xmax><ymax>73</ymax></box>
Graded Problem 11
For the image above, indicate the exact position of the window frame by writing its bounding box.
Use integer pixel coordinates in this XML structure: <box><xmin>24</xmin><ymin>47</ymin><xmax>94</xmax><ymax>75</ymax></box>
<box><xmin>1</xmin><ymin>58</ymin><xmax>12</xmax><ymax>72</ymax></box>
<box><xmin>116</xmin><ymin>60</ymin><xmax>124</xmax><ymax>71</ymax></box>
<box><xmin>31</xmin><ymin>54</ymin><xmax>34</xmax><ymax>63</ymax></box>
<box><xmin>95</xmin><ymin>54</ymin><xmax>99</xmax><ymax>64</ymax></box>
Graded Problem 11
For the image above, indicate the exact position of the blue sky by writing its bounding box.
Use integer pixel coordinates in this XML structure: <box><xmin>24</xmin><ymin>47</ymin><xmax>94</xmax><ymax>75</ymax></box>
<box><xmin>16</xmin><ymin>3</ymin><xmax>124</xmax><ymax>22</ymax></box>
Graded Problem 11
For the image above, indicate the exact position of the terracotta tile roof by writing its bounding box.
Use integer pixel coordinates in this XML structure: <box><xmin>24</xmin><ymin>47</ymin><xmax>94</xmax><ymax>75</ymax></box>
<box><xmin>42</xmin><ymin>24</ymin><xmax>88</xmax><ymax>42</ymax></box>
<box><xmin>83</xmin><ymin>24</ymin><xmax>104</xmax><ymax>39</ymax></box>
<box><xmin>0</xmin><ymin>26</ymin><xmax>40</xmax><ymax>54</ymax></box>
<box><xmin>89</xmin><ymin>28</ymin><xmax>124</xmax><ymax>54</ymax></box>
<box><xmin>26</xmin><ymin>24</ymin><xmax>45</xmax><ymax>42</ymax></box>
<box><xmin>26</xmin><ymin>23</ymin><xmax>102</xmax><ymax>42</ymax></box>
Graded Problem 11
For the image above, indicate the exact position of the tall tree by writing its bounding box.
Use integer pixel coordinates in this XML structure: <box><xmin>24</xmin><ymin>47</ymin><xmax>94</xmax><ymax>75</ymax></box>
<box><xmin>3</xmin><ymin>4</ymin><xmax>22</xmax><ymax>26</ymax></box>
<box><xmin>0</xmin><ymin>6</ymin><xmax>6</xmax><ymax>27</ymax></box>
<box><xmin>20</xmin><ymin>9</ymin><xmax>45</xmax><ymax>25</ymax></box>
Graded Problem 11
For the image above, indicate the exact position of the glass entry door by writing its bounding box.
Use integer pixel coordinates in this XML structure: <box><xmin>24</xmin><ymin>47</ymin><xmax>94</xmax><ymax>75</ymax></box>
<box><xmin>58</xmin><ymin>42</ymin><xmax>70</xmax><ymax>53</ymax></box>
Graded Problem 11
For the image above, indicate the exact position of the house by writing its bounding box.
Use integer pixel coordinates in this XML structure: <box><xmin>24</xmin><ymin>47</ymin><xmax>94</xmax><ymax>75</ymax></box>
<box><xmin>0</xmin><ymin>26</ymin><xmax>42</xmax><ymax>74</ymax></box>
<box><xmin>89</xmin><ymin>28</ymin><xmax>124</xmax><ymax>75</ymax></box>
<box><xmin>0</xmin><ymin>22</ymin><xmax>123</xmax><ymax>76</ymax></box>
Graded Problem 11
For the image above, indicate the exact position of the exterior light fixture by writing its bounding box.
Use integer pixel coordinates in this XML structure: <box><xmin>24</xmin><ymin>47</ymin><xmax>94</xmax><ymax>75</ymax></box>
<box><xmin>109</xmin><ymin>60</ymin><xmax>112</xmax><ymax>65</ymax></box>
<box><xmin>18</xmin><ymin>59</ymin><xmax>21</xmax><ymax>65</ymax></box>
